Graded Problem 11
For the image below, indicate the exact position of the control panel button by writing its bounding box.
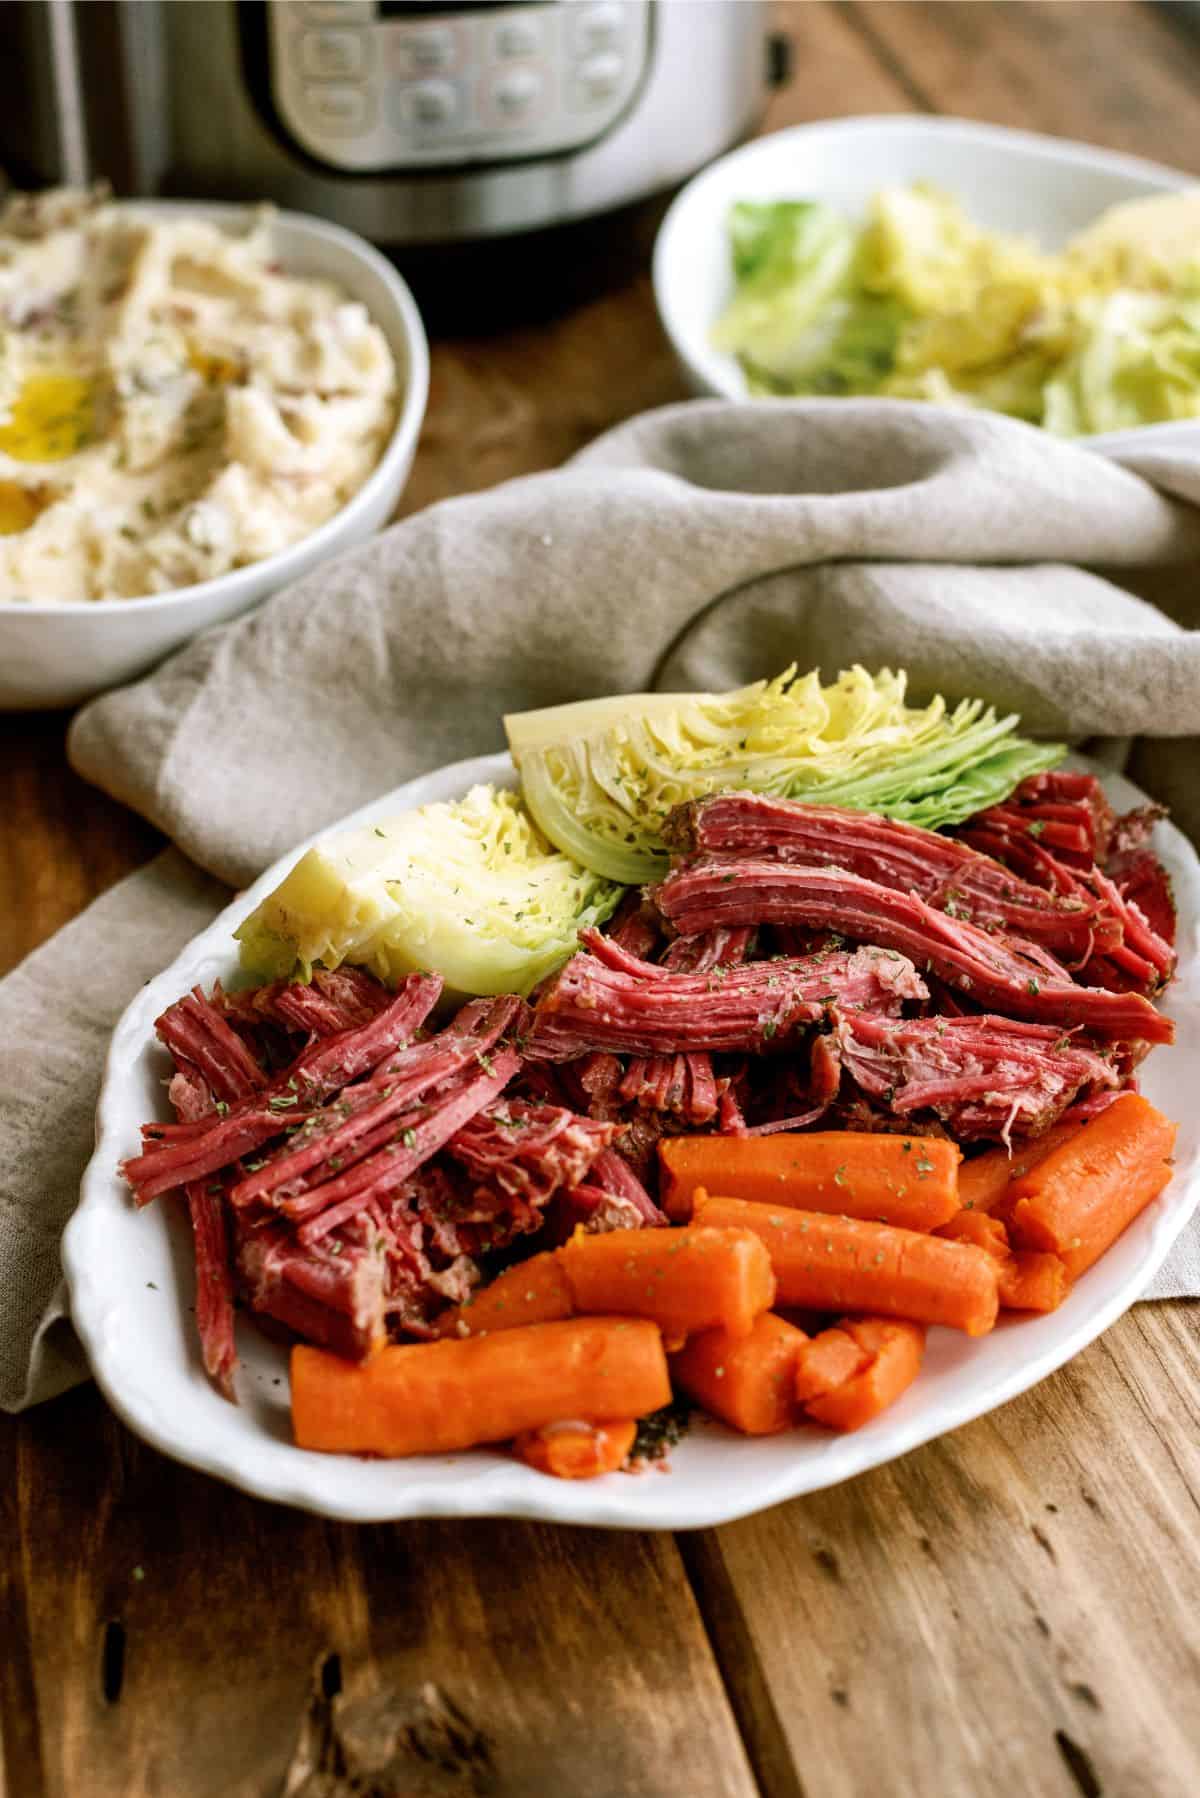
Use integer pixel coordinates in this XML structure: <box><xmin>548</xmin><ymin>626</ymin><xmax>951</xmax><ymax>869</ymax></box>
<box><xmin>492</xmin><ymin>14</ymin><xmax>543</xmax><ymax>60</ymax></box>
<box><xmin>389</xmin><ymin>25</ymin><xmax>458</xmax><ymax>77</ymax></box>
<box><xmin>574</xmin><ymin>50</ymin><xmax>624</xmax><ymax>106</ymax></box>
<box><xmin>491</xmin><ymin>66</ymin><xmax>543</xmax><ymax>122</ymax></box>
<box><xmin>572</xmin><ymin>3</ymin><xmax>626</xmax><ymax>54</ymax></box>
<box><xmin>301</xmin><ymin>83</ymin><xmax>371</xmax><ymax>134</ymax></box>
<box><xmin>299</xmin><ymin>29</ymin><xmax>365</xmax><ymax>80</ymax></box>
<box><xmin>391</xmin><ymin>78</ymin><xmax>464</xmax><ymax>133</ymax></box>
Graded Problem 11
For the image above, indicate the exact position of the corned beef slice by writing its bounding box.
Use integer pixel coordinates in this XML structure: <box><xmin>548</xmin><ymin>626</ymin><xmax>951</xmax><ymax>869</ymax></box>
<box><xmin>1107</xmin><ymin>847</ymin><xmax>1176</xmax><ymax>950</ymax></box>
<box><xmin>552</xmin><ymin>1146</ymin><xmax>666</xmax><ymax>1236</ymax></box>
<box><xmin>230</xmin><ymin>994</ymin><xmax>521</xmax><ymax>1209</ymax></box>
<box><xmin>185</xmin><ymin>1182</ymin><xmax>239</xmax><ymax>1396</ymax></box>
<box><xmin>836</xmin><ymin>1011</ymin><xmax>1118</xmax><ymax>1139</ymax></box>
<box><xmin>292</xmin><ymin>1048</ymin><xmax>522</xmax><ymax>1244</ymax></box>
<box><xmin>984</xmin><ymin>769</ymin><xmax>1116</xmax><ymax>865</ymax></box>
<box><xmin>960</xmin><ymin>771</ymin><xmax>1176</xmax><ymax>994</ymax></box>
<box><xmin>620</xmin><ymin>1051</ymin><xmax>721</xmax><ymax>1124</ymax></box>
<box><xmin>667</xmin><ymin>794</ymin><xmax>1096</xmax><ymax>954</ymax></box>
<box><xmin>236</xmin><ymin>1215</ymin><xmax>387</xmax><ymax>1361</ymax></box>
<box><xmin>215</xmin><ymin>965</ymin><xmax>394</xmax><ymax>1038</ymax></box>
<box><xmin>448</xmin><ymin>1097</ymin><xmax>618</xmax><ymax>1204</ymax></box>
<box><xmin>122</xmin><ymin>972</ymin><xmax>442</xmax><ymax>1204</ymax></box>
<box><xmin>660</xmin><ymin>925</ymin><xmax>755</xmax><ymax>972</ymax></box>
<box><xmin>156</xmin><ymin>986</ymin><xmax>268</xmax><ymax>1103</ymax></box>
<box><xmin>528</xmin><ymin>928</ymin><xmax>927</xmax><ymax>1060</ymax></box>
<box><xmin>652</xmin><ymin>859</ymin><xmax>1171</xmax><ymax>1044</ymax></box>
<box><xmin>161</xmin><ymin>995</ymin><xmax>270</xmax><ymax>1399</ymax></box>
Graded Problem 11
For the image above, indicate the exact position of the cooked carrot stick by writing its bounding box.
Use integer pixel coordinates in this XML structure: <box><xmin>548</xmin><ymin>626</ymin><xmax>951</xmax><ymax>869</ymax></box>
<box><xmin>999</xmin><ymin>1252</ymin><xmax>1069</xmax><ymax>1313</ymax></box>
<box><xmin>434</xmin><ymin>1252</ymin><xmax>574</xmax><ymax>1338</ymax></box>
<box><xmin>935</xmin><ymin>1210</ymin><xmax>1010</xmax><ymax>1257</ymax></box>
<box><xmin>512</xmin><ymin>1418</ymin><xmax>638</xmax><ymax>1479</ymax></box>
<box><xmin>695</xmin><ymin>1193</ymin><xmax>999</xmax><ymax>1336</ymax></box>
<box><xmin>793</xmin><ymin>1328</ymin><xmax>871</xmax><ymax>1403</ymax></box>
<box><xmin>802</xmin><ymin>1319</ymin><xmax>926</xmax><ymax>1432</ymax></box>
<box><xmin>1007</xmin><ymin>1093</ymin><xmax>1178</xmax><ymax>1281</ymax></box>
<box><xmin>558</xmin><ymin>1225</ymin><xmax>775</xmax><ymax>1340</ymax></box>
<box><xmin>659</xmin><ymin>1133</ymin><xmax>961</xmax><ymax>1231</ymax></box>
<box><xmin>292</xmin><ymin>1318</ymin><xmax>670</xmax><ymax>1456</ymax></box>
<box><xmin>669</xmin><ymin>1312</ymin><xmax>807</xmax><ymax>1435</ymax></box>
<box><xmin>937</xmin><ymin>1208</ymin><xmax>1067</xmax><ymax>1313</ymax></box>
<box><xmin>958</xmin><ymin>1121</ymin><xmax>1083</xmax><ymax>1218</ymax></box>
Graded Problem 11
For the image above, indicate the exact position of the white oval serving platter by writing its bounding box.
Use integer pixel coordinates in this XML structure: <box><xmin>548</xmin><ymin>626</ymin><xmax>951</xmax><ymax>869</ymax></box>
<box><xmin>65</xmin><ymin>752</ymin><xmax>1200</xmax><ymax>1528</ymax></box>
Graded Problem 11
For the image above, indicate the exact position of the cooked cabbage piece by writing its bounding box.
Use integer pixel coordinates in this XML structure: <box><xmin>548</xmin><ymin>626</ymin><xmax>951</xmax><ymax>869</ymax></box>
<box><xmin>713</xmin><ymin>180</ymin><xmax>1200</xmax><ymax>434</ymax></box>
<box><xmin>506</xmin><ymin>666</ymin><xmax>1064</xmax><ymax>885</ymax></box>
<box><xmin>235</xmin><ymin>783</ymin><xmax>623</xmax><ymax>997</ymax></box>
<box><xmin>713</xmin><ymin>199</ymin><xmax>905</xmax><ymax>394</ymax></box>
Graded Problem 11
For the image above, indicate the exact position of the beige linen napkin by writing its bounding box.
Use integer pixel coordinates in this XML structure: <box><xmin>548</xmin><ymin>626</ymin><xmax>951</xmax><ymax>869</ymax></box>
<box><xmin>4</xmin><ymin>399</ymin><xmax>1198</xmax><ymax>1410</ymax></box>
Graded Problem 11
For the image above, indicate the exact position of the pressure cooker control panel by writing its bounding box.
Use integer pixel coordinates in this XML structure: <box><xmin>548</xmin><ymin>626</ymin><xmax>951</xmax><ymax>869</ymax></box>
<box><xmin>265</xmin><ymin>1</ymin><xmax>652</xmax><ymax>172</ymax></box>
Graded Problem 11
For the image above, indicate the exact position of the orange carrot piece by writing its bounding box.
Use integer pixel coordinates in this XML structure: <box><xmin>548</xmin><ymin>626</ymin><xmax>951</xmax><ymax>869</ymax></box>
<box><xmin>292</xmin><ymin>1318</ymin><xmax>670</xmax><ymax>1457</ymax></box>
<box><xmin>793</xmin><ymin>1329</ymin><xmax>871</xmax><ymax>1404</ymax></box>
<box><xmin>512</xmin><ymin>1418</ymin><xmax>638</xmax><ymax>1480</ymax></box>
<box><xmin>999</xmin><ymin>1251</ymin><xmax>1069</xmax><ymax>1313</ymax></box>
<box><xmin>935</xmin><ymin>1210</ymin><xmax>1010</xmax><ymax>1258</ymax></box>
<box><xmin>695</xmin><ymin>1193</ymin><xmax>999</xmax><ymax>1336</ymax></box>
<box><xmin>558</xmin><ymin>1225</ymin><xmax>775</xmax><ymax>1340</ymax></box>
<box><xmin>669</xmin><ymin>1312</ymin><xmax>808</xmax><ymax>1435</ymax></box>
<box><xmin>958</xmin><ymin>1121</ymin><xmax>1083</xmax><ymax>1219</ymax></box>
<box><xmin>802</xmin><ymin>1319</ymin><xmax>926</xmax><ymax>1432</ymax></box>
<box><xmin>659</xmin><ymin>1132</ymin><xmax>961</xmax><ymax>1231</ymax></box>
<box><xmin>434</xmin><ymin>1252</ymin><xmax>574</xmax><ymax>1338</ymax></box>
<box><xmin>937</xmin><ymin>1208</ymin><xmax>1068</xmax><ymax>1313</ymax></box>
<box><xmin>1007</xmin><ymin>1093</ymin><xmax>1178</xmax><ymax>1281</ymax></box>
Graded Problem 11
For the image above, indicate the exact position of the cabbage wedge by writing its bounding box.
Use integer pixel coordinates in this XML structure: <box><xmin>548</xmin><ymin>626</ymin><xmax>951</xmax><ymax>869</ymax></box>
<box><xmin>235</xmin><ymin>783</ymin><xmax>622</xmax><ymax>998</ymax></box>
<box><xmin>506</xmin><ymin>667</ymin><xmax>1064</xmax><ymax>885</ymax></box>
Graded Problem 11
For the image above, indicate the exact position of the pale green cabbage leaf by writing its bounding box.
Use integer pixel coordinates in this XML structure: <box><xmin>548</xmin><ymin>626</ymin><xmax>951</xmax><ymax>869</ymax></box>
<box><xmin>235</xmin><ymin>783</ymin><xmax>622</xmax><ymax>998</ymax></box>
<box><xmin>506</xmin><ymin>667</ymin><xmax>1064</xmax><ymax>886</ymax></box>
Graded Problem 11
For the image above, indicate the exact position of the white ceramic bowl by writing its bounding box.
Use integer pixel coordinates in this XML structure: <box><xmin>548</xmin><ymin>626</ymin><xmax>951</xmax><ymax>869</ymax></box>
<box><xmin>0</xmin><ymin>201</ymin><xmax>429</xmax><ymax>711</ymax></box>
<box><xmin>653</xmin><ymin>115</ymin><xmax>1194</xmax><ymax>451</ymax></box>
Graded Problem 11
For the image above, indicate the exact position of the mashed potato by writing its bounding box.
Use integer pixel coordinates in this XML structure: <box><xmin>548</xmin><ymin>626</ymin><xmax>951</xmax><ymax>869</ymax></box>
<box><xmin>0</xmin><ymin>188</ymin><xmax>398</xmax><ymax>603</ymax></box>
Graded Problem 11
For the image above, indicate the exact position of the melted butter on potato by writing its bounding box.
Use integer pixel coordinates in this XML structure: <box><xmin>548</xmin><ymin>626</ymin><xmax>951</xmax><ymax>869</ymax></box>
<box><xmin>0</xmin><ymin>371</ymin><xmax>94</xmax><ymax>462</ymax></box>
<box><xmin>0</xmin><ymin>480</ymin><xmax>47</xmax><ymax>533</ymax></box>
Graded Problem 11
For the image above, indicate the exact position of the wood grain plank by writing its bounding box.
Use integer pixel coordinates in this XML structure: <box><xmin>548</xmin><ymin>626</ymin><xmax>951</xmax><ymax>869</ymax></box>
<box><xmin>762</xmin><ymin>1</ymin><xmax>921</xmax><ymax>126</ymax></box>
<box><xmin>851</xmin><ymin>0</ymin><xmax>1200</xmax><ymax>173</ymax></box>
<box><xmin>14</xmin><ymin>1389</ymin><xmax>757</xmax><ymax>1798</ymax></box>
<box><xmin>697</xmin><ymin>1303</ymin><xmax>1200</xmax><ymax>1798</ymax></box>
<box><xmin>0</xmin><ymin>710</ymin><xmax>162</xmax><ymax>978</ymax></box>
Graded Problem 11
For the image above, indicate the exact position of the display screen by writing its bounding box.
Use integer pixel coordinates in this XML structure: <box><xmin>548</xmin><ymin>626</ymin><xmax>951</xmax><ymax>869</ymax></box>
<box><xmin>377</xmin><ymin>3</ymin><xmax>551</xmax><ymax>15</ymax></box>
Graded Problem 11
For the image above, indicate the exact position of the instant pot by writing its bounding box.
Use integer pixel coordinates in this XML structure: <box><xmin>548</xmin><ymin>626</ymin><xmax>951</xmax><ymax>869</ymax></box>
<box><xmin>0</xmin><ymin>1</ymin><xmax>784</xmax><ymax>317</ymax></box>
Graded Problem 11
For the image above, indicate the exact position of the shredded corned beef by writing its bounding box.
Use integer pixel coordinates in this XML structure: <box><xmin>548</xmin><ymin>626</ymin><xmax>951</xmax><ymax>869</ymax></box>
<box><xmin>527</xmin><ymin>929</ymin><xmax>927</xmax><ymax>1060</ymax></box>
<box><xmin>834</xmin><ymin>1011</ymin><xmax>1118</xmax><ymax>1141</ymax></box>
<box><xmin>958</xmin><ymin>770</ymin><xmax>1176</xmax><ymax>995</ymax></box>
<box><xmin>448</xmin><ymin>1097</ymin><xmax>619</xmax><ymax>1205</ymax></box>
<box><xmin>128</xmin><ymin>785</ymin><xmax>1178</xmax><ymax>1399</ymax></box>
<box><xmin>666</xmin><ymin>793</ymin><xmax>1097</xmax><ymax>956</ymax></box>
<box><xmin>651</xmin><ymin>857</ymin><xmax>1171</xmax><ymax>1043</ymax></box>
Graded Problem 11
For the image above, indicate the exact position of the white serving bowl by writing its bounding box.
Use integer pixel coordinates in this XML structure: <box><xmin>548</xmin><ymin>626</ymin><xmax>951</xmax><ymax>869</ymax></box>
<box><xmin>0</xmin><ymin>201</ymin><xmax>429</xmax><ymax>711</ymax></box>
<box><xmin>653</xmin><ymin>115</ymin><xmax>1194</xmax><ymax>451</ymax></box>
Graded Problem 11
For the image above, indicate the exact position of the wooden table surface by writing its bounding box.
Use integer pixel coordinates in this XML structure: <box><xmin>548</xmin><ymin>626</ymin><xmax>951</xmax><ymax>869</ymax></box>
<box><xmin>4</xmin><ymin>6</ymin><xmax>1200</xmax><ymax>1794</ymax></box>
